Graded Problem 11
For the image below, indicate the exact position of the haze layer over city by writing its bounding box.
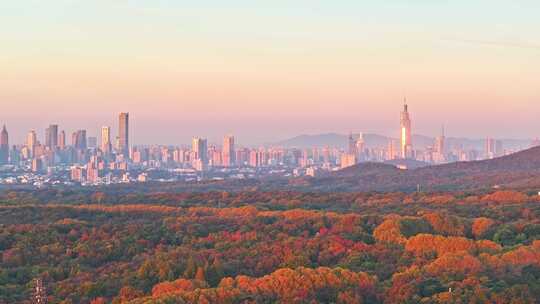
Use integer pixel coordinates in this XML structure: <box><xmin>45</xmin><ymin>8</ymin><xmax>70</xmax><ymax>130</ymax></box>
<box><xmin>2</xmin><ymin>1</ymin><xmax>540</xmax><ymax>145</ymax></box>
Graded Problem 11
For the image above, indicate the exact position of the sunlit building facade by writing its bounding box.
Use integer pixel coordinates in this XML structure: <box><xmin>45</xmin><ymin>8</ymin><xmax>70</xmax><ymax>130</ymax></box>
<box><xmin>400</xmin><ymin>103</ymin><xmax>413</xmax><ymax>159</ymax></box>
<box><xmin>118</xmin><ymin>113</ymin><xmax>129</xmax><ymax>157</ymax></box>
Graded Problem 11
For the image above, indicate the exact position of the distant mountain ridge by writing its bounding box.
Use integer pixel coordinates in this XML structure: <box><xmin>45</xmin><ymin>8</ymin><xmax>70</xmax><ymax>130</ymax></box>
<box><xmin>270</xmin><ymin>133</ymin><xmax>533</xmax><ymax>150</ymax></box>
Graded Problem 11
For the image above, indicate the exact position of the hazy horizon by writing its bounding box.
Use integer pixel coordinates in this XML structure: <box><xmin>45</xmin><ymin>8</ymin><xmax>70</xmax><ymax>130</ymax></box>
<box><xmin>1</xmin><ymin>1</ymin><xmax>539</xmax><ymax>145</ymax></box>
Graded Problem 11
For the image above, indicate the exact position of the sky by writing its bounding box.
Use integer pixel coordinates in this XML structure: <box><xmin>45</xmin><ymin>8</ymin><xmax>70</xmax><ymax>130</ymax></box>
<box><xmin>1</xmin><ymin>0</ymin><xmax>539</xmax><ymax>145</ymax></box>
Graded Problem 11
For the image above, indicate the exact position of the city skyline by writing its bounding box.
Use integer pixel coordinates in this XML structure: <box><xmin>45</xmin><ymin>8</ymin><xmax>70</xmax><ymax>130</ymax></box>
<box><xmin>1</xmin><ymin>1</ymin><xmax>540</xmax><ymax>143</ymax></box>
<box><xmin>0</xmin><ymin>105</ymin><xmax>525</xmax><ymax>186</ymax></box>
<box><xmin>0</xmin><ymin>106</ymin><xmax>538</xmax><ymax>148</ymax></box>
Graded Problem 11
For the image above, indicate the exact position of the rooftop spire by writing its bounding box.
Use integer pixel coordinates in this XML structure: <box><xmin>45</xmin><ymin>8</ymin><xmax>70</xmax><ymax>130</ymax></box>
<box><xmin>403</xmin><ymin>97</ymin><xmax>408</xmax><ymax>111</ymax></box>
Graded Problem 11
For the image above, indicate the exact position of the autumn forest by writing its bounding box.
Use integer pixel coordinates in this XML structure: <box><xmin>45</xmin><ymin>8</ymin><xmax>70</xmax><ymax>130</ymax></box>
<box><xmin>2</xmin><ymin>187</ymin><xmax>540</xmax><ymax>303</ymax></box>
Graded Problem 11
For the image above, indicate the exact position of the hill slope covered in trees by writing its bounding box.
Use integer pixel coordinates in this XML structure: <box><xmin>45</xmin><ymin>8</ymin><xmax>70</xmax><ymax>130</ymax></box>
<box><xmin>2</xmin><ymin>189</ymin><xmax>540</xmax><ymax>303</ymax></box>
<box><xmin>301</xmin><ymin>146</ymin><xmax>540</xmax><ymax>192</ymax></box>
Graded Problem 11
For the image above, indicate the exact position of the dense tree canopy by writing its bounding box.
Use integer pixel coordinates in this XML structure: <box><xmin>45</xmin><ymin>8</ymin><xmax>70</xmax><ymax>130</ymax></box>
<box><xmin>1</xmin><ymin>189</ymin><xmax>540</xmax><ymax>303</ymax></box>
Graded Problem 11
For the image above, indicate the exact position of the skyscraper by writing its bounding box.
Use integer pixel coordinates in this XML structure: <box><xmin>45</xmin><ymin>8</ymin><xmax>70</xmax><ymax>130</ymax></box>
<box><xmin>340</xmin><ymin>152</ymin><xmax>357</xmax><ymax>169</ymax></box>
<box><xmin>347</xmin><ymin>133</ymin><xmax>356</xmax><ymax>155</ymax></box>
<box><xmin>87</xmin><ymin>137</ymin><xmax>97</xmax><ymax>149</ymax></box>
<box><xmin>58</xmin><ymin>130</ymin><xmax>66</xmax><ymax>149</ymax></box>
<box><xmin>73</xmin><ymin>130</ymin><xmax>87</xmax><ymax>150</ymax></box>
<box><xmin>101</xmin><ymin>126</ymin><xmax>112</xmax><ymax>153</ymax></box>
<box><xmin>27</xmin><ymin>130</ymin><xmax>37</xmax><ymax>158</ymax></box>
<box><xmin>388</xmin><ymin>138</ymin><xmax>399</xmax><ymax>160</ymax></box>
<box><xmin>192</xmin><ymin>137</ymin><xmax>208</xmax><ymax>164</ymax></box>
<box><xmin>222</xmin><ymin>135</ymin><xmax>235</xmax><ymax>167</ymax></box>
<box><xmin>45</xmin><ymin>124</ymin><xmax>58</xmax><ymax>149</ymax></box>
<box><xmin>485</xmin><ymin>137</ymin><xmax>495</xmax><ymax>159</ymax></box>
<box><xmin>400</xmin><ymin>101</ymin><xmax>413</xmax><ymax>159</ymax></box>
<box><xmin>433</xmin><ymin>126</ymin><xmax>446</xmax><ymax>163</ymax></box>
<box><xmin>0</xmin><ymin>125</ymin><xmax>9</xmax><ymax>164</ymax></box>
<box><xmin>118</xmin><ymin>113</ymin><xmax>129</xmax><ymax>157</ymax></box>
<box><xmin>356</xmin><ymin>133</ymin><xmax>365</xmax><ymax>161</ymax></box>
<box><xmin>435</xmin><ymin>126</ymin><xmax>446</xmax><ymax>155</ymax></box>
<box><xmin>485</xmin><ymin>137</ymin><xmax>503</xmax><ymax>159</ymax></box>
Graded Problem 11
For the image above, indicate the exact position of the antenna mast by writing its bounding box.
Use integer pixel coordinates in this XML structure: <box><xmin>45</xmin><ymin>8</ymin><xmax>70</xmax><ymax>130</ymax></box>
<box><xmin>33</xmin><ymin>278</ymin><xmax>47</xmax><ymax>304</ymax></box>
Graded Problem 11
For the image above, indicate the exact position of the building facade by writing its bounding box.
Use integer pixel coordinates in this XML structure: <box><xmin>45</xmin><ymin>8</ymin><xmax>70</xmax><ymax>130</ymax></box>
<box><xmin>118</xmin><ymin>113</ymin><xmax>129</xmax><ymax>157</ymax></box>
<box><xmin>222</xmin><ymin>135</ymin><xmax>235</xmax><ymax>167</ymax></box>
<box><xmin>0</xmin><ymin>125</ymin><xmax>9</xmax><ymax>164</ymax></box>
<box><xmin>400</xmin><ymin>103</ymin><xmax>413</xmax><ymax>159</ymax></box>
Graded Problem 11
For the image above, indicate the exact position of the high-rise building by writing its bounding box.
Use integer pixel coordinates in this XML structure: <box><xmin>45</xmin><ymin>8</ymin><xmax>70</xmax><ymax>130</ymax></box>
<box><xmin>485</xmin><ymin>137</ymin><xmax>495</xmax><ymax>159</ymax></box>
<box><xmin>101</xmin><ymin>126</ymin><xmax>112</xmax><ymax>153</ymax></box>
<box><xmin>210</xmin><ymin>147</ymin><xmax>222</xmax><ymax>166</ymax></box>
<box><xmin>322</xmin><ymin>146</ymin><xmax>331</xmax><ymax>164</ymax></box>
<box><xmin>31</xmin><ymin>158</ymin><xmax>43</xmax><ymax>173</ymax></box>
<box><xmin>73</xmin><ymin>130</ymin><xmax>87</xmax><ymax>150</ymax></box>
<box><xmin>45</xmin><ymin>127</ymin><xmax>51</xmax><ymax>148</ymax></box>
<box><xmin>0</xmin><ymin>125</ymin><xmax>9</xmax><ymax>164</ymax></box>
<box><xmin>400</xmin><ymin>102</ymin><xmax>413</xmax><ymax>159</ymax></box>
<box><xmin>485</xmin><ymin>137</ymin><xmax>503</xmax><ymax>159</ymax></box>
<box><xmin>27</xmin><ymin>130</ymin><xmax>38</xmax><ymax>158</ymax></box>
<box><xmin>118</xmin><ymin>113</ymin><xmax>129</xmax><ymax>157</ymax></box>
<box><xmin>192</xmin><ymin>137</ymin><xmax>208</xmax><ymax>164</ymax></box>
<box><xmin>222</xmin><ymin>135</ymin><xmax>235</xmax><ymax>167</ymax></box>
<box><xmin>71</xmin><ymin>166</ymin><xmax>86</xmax><ymax>182</ymax></box>
<box><xmin>45</xmin><ymin>124</ymin><xmax>58</xmax><ymax>149</ymax></box>
<box><xmin>249</xmin><ymin>149</ymin><xmax>260</xmax><ymax>167</ymax></box>
<box><xmin>58</xmin><ymin>130</ymin><xmax>66</xmax><ymax>149</ymax></box>
<box><xmin>236</xmin><ymin>148</ymin><xmax>249</xmax><ymax>166</ymax></box>
<box><xmin>433</xmin><ymin>126</ymin><xmax>446</xmax><ymax>163</ymax></box>
<box><xmin>301</xmin><ymin>148</ymin><xmax>310</xmax><ymax>167</ymax></box>
<box><xmin>435</xmin><ymin>126</ymin><xmax>445</xmax><ymax>155</ymax></box>
<box><xmin>356</xmin><ymin>133</ymin><xmax>365</xmax><ymax>160</ymax></box>
<box><xmin>348</xmin><ymin>133</ymin><xmax>357</xmax><ymax>155</ymax></box>
<box><xmin>87</xmin><ymin>137</ymin><xmax>97</xmax><ymax>149</ymax></box>
<box><xmin>86</xmin><ymin>161</ymin><xmax>100</xmax><ymax>183</ymax></box>
<box><xmin>388</xmin><ymin>138</ymin><xmax>399</xmax><ymax>160</ymax></box>
<box><xmin>340</xmin><ymin>153</ymin><xmax>357</xmax><ymax>169</ymax></box>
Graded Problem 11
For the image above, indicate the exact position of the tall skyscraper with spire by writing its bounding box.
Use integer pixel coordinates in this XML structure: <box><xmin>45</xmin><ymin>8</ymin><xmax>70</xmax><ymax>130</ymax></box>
<box><xmin>400</xmin><ymin>101</ymin><xmax>413</xmax><ymax>159</ymax></box>
<box><xmin>118</xmin><ymin>113</ymin><xmax>129</xmax><ymax>157</ymax></box>
<box><xmin>0</xmin><ymin>125</ymin><xmax>9</xmax><ymax>164</ymax></box>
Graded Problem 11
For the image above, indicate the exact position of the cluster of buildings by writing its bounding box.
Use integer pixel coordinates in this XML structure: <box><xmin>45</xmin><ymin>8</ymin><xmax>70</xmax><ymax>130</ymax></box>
<box><xmin>338</xmin><ymin>103</ymin><xmax>439</xmax><ymax>169</ymax></box>
<box><xmin>0</xmin><ymin>105</ymin><xmax>536</xmax><ymax>186</ymax></box>
<box><xmin>0</xmin><ymin>113</ymin><xmax>132</xmax><ymax>186</ymax></box>
<box><xmin>337</xmin><ymin>102</ymin><xmax>523</xmax><ymax>171</ymax></box>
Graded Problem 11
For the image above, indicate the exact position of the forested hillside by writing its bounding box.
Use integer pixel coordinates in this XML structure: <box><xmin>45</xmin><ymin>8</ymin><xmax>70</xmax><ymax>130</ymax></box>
<box><xmin>2</xmin><ymin>189</ymin><xmax>540</xmax><ymax>303</ymax></box>
<box><xmin>305</xmin><ymin>145</ymin><xmax>540</xmax><ymax>192</ymax></box>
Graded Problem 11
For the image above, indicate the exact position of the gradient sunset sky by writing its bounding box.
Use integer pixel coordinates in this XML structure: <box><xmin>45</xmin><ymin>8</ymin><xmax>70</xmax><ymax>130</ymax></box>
<box><xmin>1</xmin><ymin>1</ymin><xmax>539</xmax><ymax>145</ymax></box>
